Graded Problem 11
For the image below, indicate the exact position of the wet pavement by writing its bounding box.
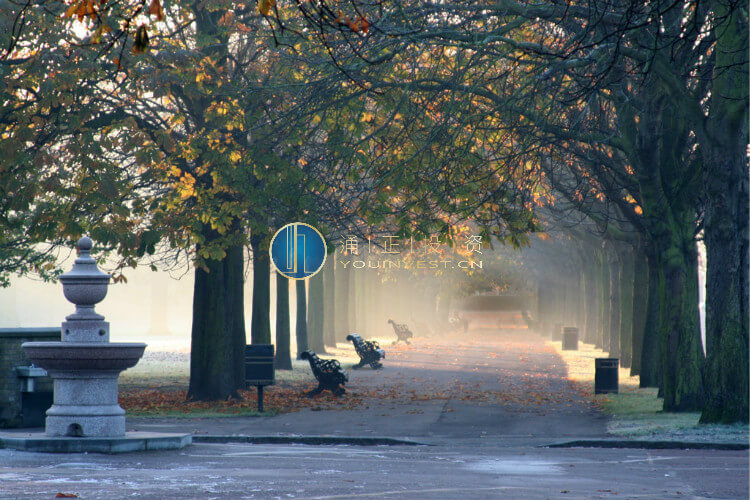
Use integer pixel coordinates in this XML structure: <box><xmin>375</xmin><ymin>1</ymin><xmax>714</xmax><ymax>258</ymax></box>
<box><xmin>1</xmin><ymin>440</ymin><xmax>746</xmax><ymax>499</ymax></box>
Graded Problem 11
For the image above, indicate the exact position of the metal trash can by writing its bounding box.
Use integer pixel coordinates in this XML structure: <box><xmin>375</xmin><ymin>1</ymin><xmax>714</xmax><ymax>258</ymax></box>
<box><xmin>562</xmin><ymin>327</ymin><xmax>579</xmax><ymax>350</ymax></box>
<box><xmin>245</xmin><ymin>344</ymin><xmax>275</xmax><ymax>411</ymax></box>
<box><xmin>594</xmin><ymin>358</ymin><xmax>619</xmax><ymax>394</ymax></box>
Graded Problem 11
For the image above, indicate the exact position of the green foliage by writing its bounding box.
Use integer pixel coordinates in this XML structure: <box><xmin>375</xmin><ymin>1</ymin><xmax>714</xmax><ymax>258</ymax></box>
<box><xmin>0</xmin><ymin>3</ymin><xmax>159</xmax><ymax>283</ymax></box>
<box><xmin>2</xmin><ymin>0</ymin><xmax>545</xmax><ymax>284</ymax></box>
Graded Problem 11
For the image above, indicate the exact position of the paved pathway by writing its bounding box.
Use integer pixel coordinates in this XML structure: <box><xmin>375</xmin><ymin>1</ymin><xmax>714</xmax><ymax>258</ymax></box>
<box><xmin>130</xmin><ymin>329</ymin><xmax>607</xmax><ymax>442</ymax></box>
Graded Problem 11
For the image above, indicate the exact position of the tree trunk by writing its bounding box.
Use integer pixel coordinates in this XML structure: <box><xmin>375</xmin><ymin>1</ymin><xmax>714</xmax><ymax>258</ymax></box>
<box><xmin>598</xmin><ymin>249</ymin><xmax>610</xmax><ymax>350</ymax></box>
<box><xmin>359</xmin><ymin>270</ymin><xmax>369</xmax><ymax>335</ymax></box>
<box><xmin>576</xmin><ymin>264</ymin><xmax>586</xmax><ymax>335</ymax></box>
<box><xmin>699</xmin><ymin>3</ymin><xmax>748</xmax><ymax>423</ymax></box>
<box><xmin>334</xmin><ymin>259</ymin><xmax>350</xmax><ymax>342</ymax></box>
<box><xmin>188</xmin><ymin>243</ymin><xmax>246</xmax><ymax>401</ymax></box>
<box><xmin>618</xmin><ymin>244</ymin><xmax>634</xmax><ymax>368</ymax></box>
<box><xmin>700</xmin><ymin>137</ymin><xmax>749</xmax><ymax>423</ymax></box>
<box><xmin>323</xmin><ymin>257</ymin><xmax>336</xmax><ymax>347</ymax></box>
<box><xmin>607</xmin><ymin>246</ymin><xmax>621</xmax><ymax>358</ymax></box>
<box><xmin>308</xmin><ymin>271</ymin><xmax>326</xmax><ymax>352</ymax></box>
<box><xmin>436</xmin><ymin>292</ymin><xmax>451</xmax><ymax>333</ymax></box>
<box><xmin>622</xmin><ymin>77</ymin><xmax>703</xmax><ymax>409</ymax></box>
<box><xmin>630</xmin><ymin>246</ymin><xmax>649</xmax><ymax>376</ymax></box>
<box><xmin>350</xmin><ymin>268</ymin><xmax>361</xmax><ymax>332</ymax></box>
<box><xmin>657</xmin><ymin>234</ymin><xmax>704</xmax><ymax>411</ymax></box>
<box><xmin>250</xmin><ymin>232</ymin><xmax>271</xmax><ymax>344</ymax></box>
<box><xmin>639</xmin><ymin>252</ymin><xmax>662</xmax><ymax>388</ymax></box>
<box><xmin>582</xmin><ymin>251</ymin><xmax>600</xmax><ymax>344</ymax></box>
<box><xmin>347</xmin><ymin>267</ymin><xmax>356</xmax><ymax>336</ymax></box>
<box><xmin>274</xmin><ymin>271</ymin><xmax>292</xmax><ymax>370</ymax></box>
<box><xmin>295</xmin><ymin>279</ymin><xmax>308</xmax><ymax>358</ymax></box>
<box><xmin>552</xmin><ymin>286</ymin><xmax>564</xmax><ymax>329</ymax></box>
<box><xmin>536</xmin><ymin>282</ymin><xmax>552</xmax><ymax>336</ymax></box>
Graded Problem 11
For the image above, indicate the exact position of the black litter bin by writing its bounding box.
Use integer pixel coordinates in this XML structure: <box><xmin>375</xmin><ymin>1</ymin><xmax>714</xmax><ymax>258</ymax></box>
<box><xmin>594</xmin><ymin>358</ymin><xmax>619</xmax><ymax>394</ymax></box>
<box><xmin>562</xmin><ymin>327</ymin><xmax>579</xmax><ymax>350</ymax></box>
<box><xmin>245</xmin><ymin>344</ymin><xmax>275</xmax><ymax>411</ymax></box>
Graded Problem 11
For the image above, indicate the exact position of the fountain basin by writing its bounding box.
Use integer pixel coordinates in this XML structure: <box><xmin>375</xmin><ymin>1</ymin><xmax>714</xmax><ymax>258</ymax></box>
<box><xmin>22</xmin><ymin>341</ymin><xmax>146</xmax><ymax>437</ymax></box>
<box><xmin>22</xmin><ymin>342</ymin><xmax>146</xmax><ymax>372</ymax></box>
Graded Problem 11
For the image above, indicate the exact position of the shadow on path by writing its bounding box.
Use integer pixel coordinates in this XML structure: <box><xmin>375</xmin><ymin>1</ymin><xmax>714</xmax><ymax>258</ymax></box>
<box><xmin>130</xmin><ymin>328</ymin><xmax>608</xmax><ymax>443</ymax></box>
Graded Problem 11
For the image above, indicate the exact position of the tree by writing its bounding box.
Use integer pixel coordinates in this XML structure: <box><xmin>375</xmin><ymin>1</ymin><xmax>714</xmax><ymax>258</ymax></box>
<box><xmin>329</xmin><ymin>0</ymin><xmax>720</xmax><ymax>412</ymax></box>
<box><xmin>56</xmin><ymin>2</ymin><xmax>392</xmax><ymax>399</ymax></box>
<box><xmin>295</xmin><ymin>279</ymin><xmax>308</xmax><ymax>358</ymax></box>
<box><xmin>0</xmin><ymin>3</ymin><xmax>161</xmax><ymax>285</ymax></box>
<box><xmin>322</xmin><ymin>251</ymin><xmax>337</xmax><ymax>347</ymax></box>
<box><xmin>698</xmin><ymin>1</ymin><xmax>749</xmax><ymax>423</ymax></box>
<box><xmin>250</xmin><ymin>233</ymin><xmax>272</xmax><ymax>345</ymax></box>
<box><xmin>307</xmin><ymin>270</ymin><xmax>326</xmax><ymax>352</ymax></box>
<box><xmin>188</xmin><ymin>241</ymin><xmax>245</xmax><ymax>399</ymax></box>
<box><xmin>274</xmin><ymin>271</ymin><xmax>292</xmax><ymax>369</ymax></box>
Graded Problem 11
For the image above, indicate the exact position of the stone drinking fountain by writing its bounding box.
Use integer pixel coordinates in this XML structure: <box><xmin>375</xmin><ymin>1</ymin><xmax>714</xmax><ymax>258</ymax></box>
<box><xmin>0</xmin><ymin>237</ymin><xmax>190</xmax><ymax>452</ymax></box>
<box><xmin>22</xmin><ymin>236</ymin><xmax>146</xmax><ymax>438</ymax></box>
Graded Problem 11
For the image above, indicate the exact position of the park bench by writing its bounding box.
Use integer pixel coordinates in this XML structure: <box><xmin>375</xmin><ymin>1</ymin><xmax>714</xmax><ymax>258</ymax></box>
<box><xmin>346</xmin><ymin>334</ymin><xmax>385</xmax><ymax>369</ymax></box>
<box><xmin>300</xmin><ymin>350</ymin><xmax>348</xmax><ymax>396</ymax></box>
<box><xmin>387</xmin><ymin>319</ymin><xmax>413</xmax><ymax>345</ymax></box>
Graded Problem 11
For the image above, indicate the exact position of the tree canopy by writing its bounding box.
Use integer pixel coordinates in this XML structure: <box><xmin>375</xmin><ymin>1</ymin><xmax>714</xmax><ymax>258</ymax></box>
<box><xmin>1</xmin><ymin>0</ymin><xmax>746</xmax><ymax>421</ymax></box>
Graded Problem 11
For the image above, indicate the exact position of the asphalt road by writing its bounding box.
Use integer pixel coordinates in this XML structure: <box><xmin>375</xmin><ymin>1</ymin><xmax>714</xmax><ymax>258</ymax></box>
<box><xmin>1</xmin><ymin>440</ymin><xmax>747</xmax><ymax>499</ymax></box>
<box><xmin>1</xmin><ymin>329</ymin><xmax>747</xmax><ymax>499</ymax></box>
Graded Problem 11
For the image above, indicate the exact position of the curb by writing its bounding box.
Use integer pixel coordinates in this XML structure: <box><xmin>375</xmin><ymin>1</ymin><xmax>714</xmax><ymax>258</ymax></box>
<box><xmin>545</xmin><ymin>439</ymin><xmax>748</xmax><ymax>451</ymax></box>
<box><xmin>192</xmin><ymin>435</ymin><xmax>430</xmax><ymax>446</ymax></box>
<box><xmin>0</xmin><ymin>432</ymin><xmax>192</xmax><ymax>454</ymax></box>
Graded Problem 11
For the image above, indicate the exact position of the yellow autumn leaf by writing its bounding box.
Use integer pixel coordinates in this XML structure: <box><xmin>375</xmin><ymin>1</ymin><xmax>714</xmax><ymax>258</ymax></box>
<box><xmin>258</xmin><ymin>0</ymin><xmax>276</xmax><ymax>16</ymax></box>
<box><xmin>64</xmin><ymin>1</ymin><xmax>81</xmax><ymax>18</ymax></box>
<box><xmin>148</xmin><ymin>0</ymin><xmax>164</xmax><ymax>21</ymax></box>
<box><xmin>180</xmin><ymin>186</ymin><xmax>195</xmax><ymax>200</ymax></box>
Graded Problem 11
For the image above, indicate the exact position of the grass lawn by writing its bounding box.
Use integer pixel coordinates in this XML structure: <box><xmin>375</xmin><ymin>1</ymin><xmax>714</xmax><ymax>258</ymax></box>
<box><xmin>548</xmin><ymin>337</ymin><xmax>749</xmax><ymax>444</ymax></box>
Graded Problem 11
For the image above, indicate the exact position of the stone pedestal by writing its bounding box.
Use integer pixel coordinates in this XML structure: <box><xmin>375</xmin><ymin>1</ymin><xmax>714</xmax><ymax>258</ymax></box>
<box><xmin>61</xmin><ymin>320</ymin><xmax>109</xmax><ymax>343</ymax></box>
<box><xmin>46</xmin><ymin>372</ymin><xmax>125</xmax><ymax>437</ymax></box>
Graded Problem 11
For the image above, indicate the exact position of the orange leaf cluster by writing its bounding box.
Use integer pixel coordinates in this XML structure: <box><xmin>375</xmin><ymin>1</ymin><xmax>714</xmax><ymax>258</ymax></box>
<box><xmin>120</xmin><ymin>383</ymin><xmax>367</xmax><ymax>414</ymax></box>
<box><xmin>64</xmin><ymin>0</ymin><xmax>99</xmax><ymax>22</ymax></box>
<box><xmin>148</xmin><ymin>0</ymin><xmax>164</xmax><ymax>21</ymax></box>
<box><xmin>258</xmin><ymin>0</ymin><xmax>276</xmax><ymax>16</ymax></box>
<box><xmin>120</xmin><ymin>366</ymin><xmax>594</xmax><ymax>416</ymax></box>
<box><xmin>333</xmin><ymin>11</ymin><xmax>370</xmax><ymax>34</ymax></box>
